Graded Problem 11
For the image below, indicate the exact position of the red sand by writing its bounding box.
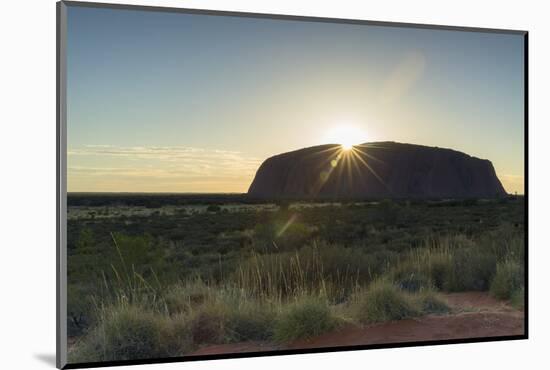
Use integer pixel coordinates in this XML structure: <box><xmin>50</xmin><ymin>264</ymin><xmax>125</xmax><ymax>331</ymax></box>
<box><xmin>188</xmin><ymin>292</ymin><xmax>524</xmax><ymax>357</ymax></box>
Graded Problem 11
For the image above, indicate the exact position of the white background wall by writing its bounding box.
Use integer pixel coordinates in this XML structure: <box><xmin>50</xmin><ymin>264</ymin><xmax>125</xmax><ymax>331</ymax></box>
<box><xmin>1</xmin><ymin>0</ymin><xmax>548</xmax><ymax>368</ymax></box>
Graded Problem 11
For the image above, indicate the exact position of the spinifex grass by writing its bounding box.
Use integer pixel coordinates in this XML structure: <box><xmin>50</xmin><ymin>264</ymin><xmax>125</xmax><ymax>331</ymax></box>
<box><xmin>389</xmin><ymin>232</ymin><xmax>523</xmax><ymax>294</ymax></box>
<box><xmin>236</xmin><ymin>241</ymin><xmax>369</xmax><ymax>303</ymax></box>
<box><xmin>351</xmin><ymin>281</ymin><xmax>420</xmax><ymax>323</ymax></box>
<box><xmin>490</xmin><ymin>259</ymin><xmax>524</xmax><ymax>300</ymax></box>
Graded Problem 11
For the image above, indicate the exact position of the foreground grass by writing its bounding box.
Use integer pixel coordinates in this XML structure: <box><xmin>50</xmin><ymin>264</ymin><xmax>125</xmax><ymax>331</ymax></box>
<box><xmin>352</xmin><ymin>281</ymin><xmax>420</xmax><ymax>323</ymax></box>
<box><xmin>350</xmin><ymin>281</ymin><xmax>450</xmax><ymax>323</ymax></box>
<box><xmin>414</xmin><ymin>290</ymin><xmax>451</xmax><ymax>315</ymax></box>
<box><xmin>69</xmin><ymin>224</ymin><xmax>524</xmax><ymax>363</ymax></box>
<box><xmin>70</xmin><ymin>280</ymin><xmax>454</xmax><ymax>363</ymax></box>
<box><xmin>70</xmin><ymin>304</ymin><xmax>188</xmax><ymax>362</ymax></box>
<box><xmin>273</xmin><ymin>298</ymin><xmax>338</xmax><ymax>342</ymax></box>
<box><xmin>490</xmin><ymin>260</ymin><xmax>524</xmax><ymax>300</ymax></box>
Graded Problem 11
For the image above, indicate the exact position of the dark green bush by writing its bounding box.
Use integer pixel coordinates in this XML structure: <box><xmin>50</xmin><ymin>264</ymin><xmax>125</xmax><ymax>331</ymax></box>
<box><xmin>510</xmin><ymin>287</ymin><xmax>525</xmax><ymax>309</ymax></box>
<box><xmin>69</xmin><ymin>305</ymin><xmax>183</xmax><ymax>363</ymax></box>
<box><xmin>390</xmin><ymin>262</ymin><xmax>432</xmax><ymax>292</ymax></box>
<box><xmin>490</xmin><ymin>260</ymin><xmax>524</xmax><ymax>300</ymax></box>
<box><xmin>415</xmin><ymin>290</ymin><xmax>450</xmax><ymax>315</ymax></box>
<box><xmin>67</xmin><ymin>284</ymin><xmax>95</xmax><ymax>336</ymax></box>
<box><xmin>163</xmin><ymin>281</ymin><xmax>211</xmax><ymax>315</ymax></box>
<box><xmin>227</xmin><ymin>308</ymin><xmax>275</xmax><ymax>341</ymax></box>
<box><xmin>427</xmin><ymin>253</ymin><xmax>452</xmax><ymax>290</ymax></box>
<box><xmin>354</xmin><ymin>281</ymin><xmax>419</xmax><ymax>323</ymax></box>
<box><xmin>189</xmin><ymin>306</ymin><xmax>227</xmax><ymax>345</ymax></box>
<box><xmin>444</xmin><ymin>248</ymin><xmax>496</xmax><ymax>292</ymax></box>
<box><xmin>273</xmin><ymin>298</ymin><xmax>336</xmax><ymax>342</ymax></box>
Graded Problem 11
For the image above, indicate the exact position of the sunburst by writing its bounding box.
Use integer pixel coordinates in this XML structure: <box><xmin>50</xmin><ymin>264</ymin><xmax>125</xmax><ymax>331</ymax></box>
<box><xmin>323</xmin><ymin>125</ymin><xmax>365</xmax><ymax>150</ymax></box>
<box><xmin>312</xmin><ymin>138</ymin><xmax>388</xmax><ymax>196</ymax></box>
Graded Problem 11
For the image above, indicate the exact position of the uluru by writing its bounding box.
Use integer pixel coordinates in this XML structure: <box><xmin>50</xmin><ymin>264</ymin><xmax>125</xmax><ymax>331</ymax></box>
<box><xmin>247</xmin><ymin>142</ymin><xmax>507</xmax><ymax>199</ymax></box>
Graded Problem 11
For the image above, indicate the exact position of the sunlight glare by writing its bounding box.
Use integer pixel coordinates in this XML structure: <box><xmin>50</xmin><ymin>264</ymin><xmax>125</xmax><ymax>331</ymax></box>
<box><xmin>324</xmin><ymin>125</ymin><xmax>366</xmax><ymax>151</ymax></box>
<box><xmin>341</xmin><ymin>142</ymin><xmax>353</xmax><ymax>151</ymax></box>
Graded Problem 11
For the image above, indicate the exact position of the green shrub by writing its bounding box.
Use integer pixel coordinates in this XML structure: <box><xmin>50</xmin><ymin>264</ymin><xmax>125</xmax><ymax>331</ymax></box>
<box><xmin>69</xmin><ymin>304</ymin><xmax>182</xmax><ymax>363</ymax></box>
<box><xmin>69</xmin><ymin>334</ymin><xmax>103</xmax><ymax>363</ymax></box>
<box><xmin>164</xmin><ymin>282</ymin><xmax>277</xmax><ymax>344</ymax></box>
<box><xmin>163</xmin><ymin>280</ymin><xmax>211</xmax><ymax>315</ymax></box>
<box><xmin>67</xmin><ymin>284</ymin><xmax>95</xmax><ymax>337</ymax></box>
<box><xmin>393</xmin><ymin>237</ymin><xmax>493</xmax><ymax>293</ymax></box>
<box><xmin>490</xmin><ymin>260</ymin><xmax>524</xmax><ymax>300</ymax></box>
<box><xmin>99</xmin><ymin>306</ymin><xmax>167</xmax><ymax>360</ymax></box>
<box><xmin>109</xmin><ymin>234</ymin><xmax>165</xmax><ymax>281</ymax></box>
<box><xmin>390</xmin><ymin>262</ymin><xmax>432</xmax><ymax>292</ymax></box>
<box><xmin>415</xmin><ymin>290</ymin><xmax>450</xmax><ymax>315</ymax></box>
<box><xmin>273</xmin><ymin>298</ymin><xmax>337</xmax><ymax>342</ymax></box>
<box><xmin>236</xmin><ymin>242</ymin><xmax>373</xmax><ymax>302</ymax></box>
<box><xmin>189</xmin><ymin>305</ymin><xmax>227</xmax><ymax>345</ymax></box>
<box><xmin>227</xmin><ymin>307</ymin><xmax>275</xmax><ymax>341</ymax></box>
<box><xmin>182</xmin><ymin>287</ymin><xmax>277</xmax><ymax>344</ymax></box>
<box><xmin>444</xmin><ymin>248</ymin><xmax>496</xmax><ymax>292</ymax></box>
<box><xmin>425</xmin><ymin>252</ymin><xmax>453</xmax><ymax>290</ymax></box>
<box><xmin>479</xmin><ymin>225</ymin><xmax>524</xmax><ymax>262</ymax></box>
<box><xmin>510</xmin><ymin>287</ymin><xmax>525</xmax><ymax>310</ymax></box>
<box><xmin>253</xmin><ymin>219</ymin><xmax>313</xmax><ymax>252</ymax></box>
<box><xmin>353</xmin><ymin>281</ymin><xmax>419</xmax><ymax>323</ymax></box>
<box><xmin>159</xmin><ymin>313</ymin><xmax>194</xmax><ymax>355</ymax></box>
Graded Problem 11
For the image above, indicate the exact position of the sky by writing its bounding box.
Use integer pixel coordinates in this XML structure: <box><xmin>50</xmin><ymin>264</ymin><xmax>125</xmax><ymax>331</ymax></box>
<box><xmin>66</xmin><ymin>5</ymin><xmax>525</xmax><ymax>194</ymax></box>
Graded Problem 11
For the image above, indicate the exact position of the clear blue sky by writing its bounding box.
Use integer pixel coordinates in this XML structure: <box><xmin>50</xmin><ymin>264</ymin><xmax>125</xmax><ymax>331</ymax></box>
<box><xmin>66</xmin><ymin>5</ymin><xmax>525</xmax><ymax>193</ymax></box>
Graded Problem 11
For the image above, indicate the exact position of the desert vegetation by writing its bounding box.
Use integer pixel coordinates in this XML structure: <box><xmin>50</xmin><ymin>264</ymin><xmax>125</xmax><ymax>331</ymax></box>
<box><xmin>67</xmin><ymin>195</ymin><xmax>525</xmax><ymax>363</ymax></box>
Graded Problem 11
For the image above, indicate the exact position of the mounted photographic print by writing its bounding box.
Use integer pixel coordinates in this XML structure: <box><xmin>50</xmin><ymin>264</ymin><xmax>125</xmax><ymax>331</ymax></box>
<box><xmin>56</xmin><ymin>1</ymin><xmax>528</xmax><ymax>368</ymax></box>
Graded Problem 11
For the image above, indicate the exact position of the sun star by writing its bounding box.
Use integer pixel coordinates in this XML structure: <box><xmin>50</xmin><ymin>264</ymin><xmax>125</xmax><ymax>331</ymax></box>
<box><xmin>324</xmin><ymin>125</ymin><xmax>366</xmax><ymax>150</ymax></box>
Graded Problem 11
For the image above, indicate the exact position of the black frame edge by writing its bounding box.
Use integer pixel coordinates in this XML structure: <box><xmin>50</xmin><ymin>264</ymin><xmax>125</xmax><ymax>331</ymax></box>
<box><xmin>523</xmin><ymin>32</ymin><xmax>529</xmax><ymax>339</ymax></box>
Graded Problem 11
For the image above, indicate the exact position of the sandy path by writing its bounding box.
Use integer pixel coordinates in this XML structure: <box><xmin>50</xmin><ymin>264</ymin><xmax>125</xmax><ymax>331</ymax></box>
<box><xmin>188</xmin><ymin>292</ymin><xmax>524</xmax><ymax>357</ymax></box>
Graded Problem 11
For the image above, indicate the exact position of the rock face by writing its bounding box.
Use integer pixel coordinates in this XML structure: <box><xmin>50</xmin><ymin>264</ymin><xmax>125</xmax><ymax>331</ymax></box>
<box><xmin>247</xmin><ymin>142</ymin><xmax>507</xmax><ymax>199</ymax></box>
